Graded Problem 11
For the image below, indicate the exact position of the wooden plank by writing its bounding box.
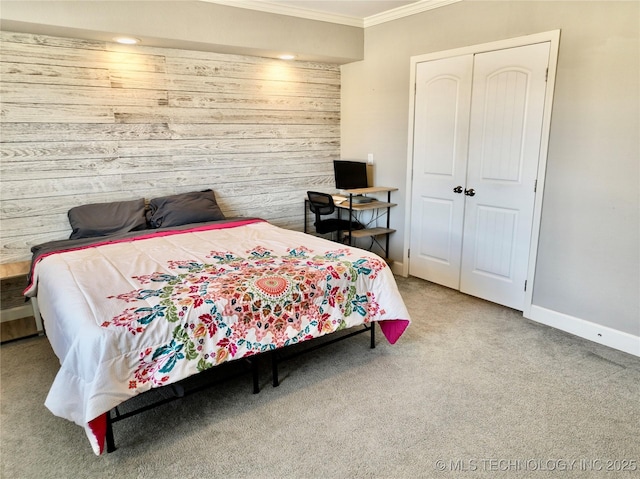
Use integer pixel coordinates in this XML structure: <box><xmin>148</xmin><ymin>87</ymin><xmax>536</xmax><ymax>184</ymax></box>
<box><xmin>0</xmin><ymin>123</ymin><xmax>172</xmax><ymax>142</ymax></box>
<box><xmin>0</xmin><ymin>104</ymin><xmax>114</xmax><ymax>123</ymax></box>
<box><xmin>121</xmin><ymin>162</ymin><xmax>332</xmax><ymax>189</ymax></box>
<box><xmin>167</xmin><ymin>123</ymin><xmax>339</xmax><ymax>140</ymax></box>
<box><xmin>219</xmin><ymin>199</ymin><xmax>309</xmax><ymax>218</ymax></box>
<box><xmin>0</xmin><ymin>156</ymin><xmax>175</xmax><ymax>181</ymax></box>
<box><xmin>112</xmin><ymin>106</ymin><xmax>339</xmax><ymax>124</ymax></box>
<box><xmin>0</xmin><ymin>261</ymin><xmax>31</xmax><ymax>280</ymax></box>
<box><xmin>0</xmin><ymin>84</ymin><xmax>168</xmax><ymax>107</ymax></box>
<box><xmin>172</xmin><ymin>151</ymin><xmax>337</xmax><ymax>168</ymax></box>
<box><xmin>1</xmin><ymin>31</ymin><xmax>106</xmax><ymax>51</ymax></box>
<box><xmin>165</xmin><ymin>57</ymin><xmax>340</xmax><ymax>85</ymax></box>
<box><xmin>110</xmin><ymin>70</ymin><xmax>340</xmax><ymax>98</ymax></box>
<box><xmin>209</xmin><ymin>175</ymin><xmax>335</xmax><ymax>197</ymax></box>
<box><xmin>1</xmin><ymin>276</ymin><xmax>29</xmax><ymax>299</ymax></box>
<box><xmin>1</xmin><ymin>175</ymin><xmax>124</xmax><ymax>200</ymax></box>
<box><xmin>0</xmin><ymin>316</ymin><xmax>38</xmax><ymax>342</ymax></box>
<box><xmin>0</xmin><ymin>141</ymin><xmax>118</xmax><ymax>162</ymax></box>
<box><xmin>160</xmin><ymin>153</ymin><xmax>337</xmax><ymax>180</ymax></box>
<box><xmin>1</xmin><ymin>231</ymin><xmax>76</xmax><ymax>263</ymax></box>
<box><xmin>0</xmin><ymin>122</ymin><xmax>336</xmax><ymax>143</ymax></box>
<box><xmin>0</xmin><ymin>62</ymin><xmax>111</xmax><ymax>87</ymax></box>
<box><xmin>0</xmin><ymin>192</ymin><xmax>147</xmax><ymax>219</ymax></box>
<box><xmin>0</xmin><ymin>213</ymin><xmax>70</xmax><ymax>239</ymax></box>
<box><xmin>2</xmin><ymin>218</ymin><xmax>71</xmax><ymax>243</ymax></box>
<box><xmin>167</xmin><ymin>91</ymin><xmax>339</xmax><ymax>111</ymax></box>
<box><xmin>1</xmin><ymin>39</ymin><xmax>167</xmax><ymax>73</ymax></box>
<box><xmin>116</xmin><ymin>138</ymin><xmax>338</xmax><ymax>157</ymax></box>
<box><xmin>350</xmin><ymin>227</ymin><xmax>396</xmax><ymax>239</ymax></box>
<box><xmin>126</xmin><ymin>174</ymin><xmax>334</xmax><ymax>199</ymax></box>
<box><xmin>106</xmin><ymin>41</ymin><xmax>340</xmax><ymax>73</ymax></box>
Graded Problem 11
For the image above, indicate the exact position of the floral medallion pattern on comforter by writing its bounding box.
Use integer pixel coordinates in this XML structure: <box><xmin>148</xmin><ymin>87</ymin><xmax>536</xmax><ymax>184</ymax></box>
<box><xmin>25</xmin><ymin>219</ymin><xmax>410</xmax><ymax>455</ymax></box>
<box><xmin>105</xmin><ymin>245</ymin><xmax>387</xmax><ymax>390</ymax></box>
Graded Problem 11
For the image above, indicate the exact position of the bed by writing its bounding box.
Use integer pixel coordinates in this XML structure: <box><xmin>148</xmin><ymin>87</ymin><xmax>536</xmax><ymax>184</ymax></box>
<box><xmin>23</xmin><ymin>190</ymin><xmax>411</xmax><ymax>455</ymax></box>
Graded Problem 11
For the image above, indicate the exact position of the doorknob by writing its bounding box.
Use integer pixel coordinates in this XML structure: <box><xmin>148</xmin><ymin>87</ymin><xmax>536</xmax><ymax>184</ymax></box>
<box><xmin>464</xmin><ymin>188</ymin><xmax>476</xmax><ymax>197</ymax></box>
<box><xmin>453</xmin><ymin>186</ymin><xmax>463</xmax><ymax>194</ymax></box>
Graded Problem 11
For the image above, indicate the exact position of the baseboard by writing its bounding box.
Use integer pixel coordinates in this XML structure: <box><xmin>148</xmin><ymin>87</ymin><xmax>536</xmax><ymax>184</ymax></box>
<box><xmin>528</xmin><ymin>305</ymin><xmax>640</xmax><ymax>357</ymax></box>
<box><xmin>390</xmin><ymin>260</ymin><xmax>404</xmax><ymax>277</ymax></box>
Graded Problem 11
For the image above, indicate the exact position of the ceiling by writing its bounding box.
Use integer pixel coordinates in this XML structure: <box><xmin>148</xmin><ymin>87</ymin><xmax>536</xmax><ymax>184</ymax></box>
<box><xmin>245</xmin><ymin>1</ymin><xmax>421</xmax><ymax>19</ymax></box>
<box><xmin>204</xmin><ymin>0</ymin><xmax>435</xmax><ymax>26</ymax></box>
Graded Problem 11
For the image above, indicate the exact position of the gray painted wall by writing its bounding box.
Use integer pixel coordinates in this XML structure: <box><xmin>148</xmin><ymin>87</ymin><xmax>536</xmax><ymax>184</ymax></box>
<box><xmin>341</xmin><ymin>1</ymin><xmax>639</xmax><ymax>336</ymax></box>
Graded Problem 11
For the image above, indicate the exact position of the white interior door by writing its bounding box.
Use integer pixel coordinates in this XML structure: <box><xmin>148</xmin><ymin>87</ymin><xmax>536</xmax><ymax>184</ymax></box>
<box><xmin>460</xmin><ymin>42</ymin><xmax>551</xmax><ymax>309</ymax></box>
<box><xmin>409</xmin><ymin>55</ymin><xmax>473</xmax><ymax>289</ymax></box>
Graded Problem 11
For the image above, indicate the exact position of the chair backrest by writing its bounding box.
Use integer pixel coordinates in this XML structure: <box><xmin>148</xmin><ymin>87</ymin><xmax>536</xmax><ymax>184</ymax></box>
<box><xmin>307</xmin><ymin>191</ymin><xmax>335</xmax><ymax>217</ymax></box>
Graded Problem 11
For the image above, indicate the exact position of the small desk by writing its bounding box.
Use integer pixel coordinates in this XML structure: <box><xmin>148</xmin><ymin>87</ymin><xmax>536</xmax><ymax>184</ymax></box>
<box><xmin>305</xmin><ymin>187</ymin><xmax>397</xmax><ymax>259</ymax></box>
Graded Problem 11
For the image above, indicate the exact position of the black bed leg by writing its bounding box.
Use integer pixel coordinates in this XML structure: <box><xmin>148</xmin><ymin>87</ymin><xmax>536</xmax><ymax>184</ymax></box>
<box><xmin>250</xmin><ymin>357</ymin><xmax>260</xmax><ymax>394</ymax></box>
<box><xmin>370</xmin><ymin>322</ymin><xmax>376</xmax><ymax>349</ymax></box>
<box><xmin>271</xmin><ymin>351</ymin><xmax>279</xmax><ymax>387</ymax></box>
<box><xmin>105</xmin><ymin>411</ymin><xmax>117</xmax><ymax>453</ymax></box>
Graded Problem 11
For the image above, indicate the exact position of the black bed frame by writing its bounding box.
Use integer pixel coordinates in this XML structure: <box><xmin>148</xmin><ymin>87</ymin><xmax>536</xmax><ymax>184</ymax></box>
<box><xmin>105</xmin><ymin>322</ymin><xmax>375</xmax><ymax>452</ymax></box>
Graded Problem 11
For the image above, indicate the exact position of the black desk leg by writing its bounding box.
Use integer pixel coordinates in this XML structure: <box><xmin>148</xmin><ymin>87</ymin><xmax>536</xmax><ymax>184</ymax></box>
<box><xmin>304</xmin><ymin>199</ymin><xmax>308</xmax><ymax>234</ymax></box>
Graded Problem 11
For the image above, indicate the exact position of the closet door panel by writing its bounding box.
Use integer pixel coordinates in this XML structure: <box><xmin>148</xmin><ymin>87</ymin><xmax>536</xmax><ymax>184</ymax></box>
<box><xmin>460</xmin><ymin>42</ymin><xmax>551</xmax><ymax>309</ymax></box>
<box><xmin>409</xmin><ymin>55</ymin><xmax>473</xmax><ymax>289</ymax></box>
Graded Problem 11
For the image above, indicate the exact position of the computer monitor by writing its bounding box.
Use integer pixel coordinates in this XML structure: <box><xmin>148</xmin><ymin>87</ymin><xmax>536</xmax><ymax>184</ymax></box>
<box><xmin>333</xmin><ymin>160</ymin><xmax>368</xmax><ymax>190</ymax></box>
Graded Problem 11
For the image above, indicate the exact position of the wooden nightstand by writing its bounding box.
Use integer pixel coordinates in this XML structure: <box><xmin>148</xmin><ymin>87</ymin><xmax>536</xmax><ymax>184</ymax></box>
<box><xmin>1</xmin><ymin>261</ymin><xmax>42</xmax><ymax>341</ymax></box>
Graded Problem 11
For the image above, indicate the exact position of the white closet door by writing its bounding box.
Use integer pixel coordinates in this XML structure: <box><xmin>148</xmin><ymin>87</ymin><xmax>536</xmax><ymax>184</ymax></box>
<box><xmin>409</xmin><ymin>55</ymin><xmax>473</xmax><ymax>289</ymax></box>
<box><xmin>460</xmin><ymin>42</ymin><xmax>550</xmax><ymax>309</ymax></box>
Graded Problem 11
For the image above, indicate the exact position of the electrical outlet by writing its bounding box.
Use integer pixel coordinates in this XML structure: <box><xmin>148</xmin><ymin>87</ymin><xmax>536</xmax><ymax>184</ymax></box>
<box><xmin>367</xmin><ymin>153</ymin><xmax>374</xmax><ymax>165</ymax></box>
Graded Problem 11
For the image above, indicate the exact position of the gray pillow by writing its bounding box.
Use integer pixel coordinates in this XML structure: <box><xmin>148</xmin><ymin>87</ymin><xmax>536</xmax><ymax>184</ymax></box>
<box><xmin>68</xmin><ymin>199</ymin><xmax>147</xmax><ymax>240</ymax></box>
<box><xmin>147</xmin><ymin>189</ymin><xmax>225</xmax><ymax>228</ymax></box>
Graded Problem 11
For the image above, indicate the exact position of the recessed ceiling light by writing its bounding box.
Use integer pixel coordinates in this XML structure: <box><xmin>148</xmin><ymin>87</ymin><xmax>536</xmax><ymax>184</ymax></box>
<box><xmin>114</xmin><ymin>36</ymin><xmax>141</xmax><ymax>45</ymax></box>
<box><xmin>278</xmin><ymin>54</ymin><xmax>296</xmax><ymax>60</ymax></box>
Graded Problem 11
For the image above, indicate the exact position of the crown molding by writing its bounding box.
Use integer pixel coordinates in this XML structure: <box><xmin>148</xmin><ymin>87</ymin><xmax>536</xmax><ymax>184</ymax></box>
<box><xmin>364</xmin><ymin>0</ymin><xmax>461</xmax><ymax>28</ymax></box>
<box><xmin>201</xmin><ymin>0</ymin><xmax>461</xmax><ymax>28</ymax></box>
<box><xmin>201</xmin><ymin>1</ymin><xmax>364</xmax><ymax>27</ymax></box>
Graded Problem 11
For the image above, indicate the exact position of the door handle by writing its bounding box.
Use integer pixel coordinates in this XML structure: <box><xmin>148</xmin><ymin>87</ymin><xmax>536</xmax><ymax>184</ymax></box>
<box><xmin>453</xmin><ymin>186</ymin><xmax>463</xmax><ymax>194</ymax></box>
<box><xmin>464</xmin><ymin>188</ymin><xmax>476</xmax><ymax>197</ymax></box>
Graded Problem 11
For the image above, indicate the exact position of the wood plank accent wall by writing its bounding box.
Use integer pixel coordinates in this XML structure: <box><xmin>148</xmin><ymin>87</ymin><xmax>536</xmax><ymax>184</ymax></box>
<box><xmin>0</xmin><ymin>32</ymin><xmax>339</xmax><ymax>263</ymax></box>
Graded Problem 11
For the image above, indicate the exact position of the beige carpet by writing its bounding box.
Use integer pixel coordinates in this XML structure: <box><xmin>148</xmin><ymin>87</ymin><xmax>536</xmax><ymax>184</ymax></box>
<box><xmin>1</xmin><ymin>276</ymin><xmax>639</xmax><ymax>478</ymax></box>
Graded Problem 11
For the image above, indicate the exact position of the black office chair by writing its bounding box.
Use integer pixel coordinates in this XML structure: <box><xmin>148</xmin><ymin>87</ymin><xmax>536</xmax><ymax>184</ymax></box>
<box><xmin>307</xmin><ymin>191</ymin><xmax>361</xmax><ymax>242</ymax></box>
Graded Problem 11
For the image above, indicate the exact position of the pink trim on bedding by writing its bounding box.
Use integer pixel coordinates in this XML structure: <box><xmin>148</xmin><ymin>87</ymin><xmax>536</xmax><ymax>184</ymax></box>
<box><xmin>89</xmin><ymin>414</ymin><xmax>107</xmax><ymax>455</ymax></box>
<box><xmin>378</xmin><ymin>319</ymin><xmax>411</xmax><ymax>344</ymax></box>
<box><xmin>23</xmin><ymin>218</ymin><xmax>265</xmax><ymax>295</ymax></box>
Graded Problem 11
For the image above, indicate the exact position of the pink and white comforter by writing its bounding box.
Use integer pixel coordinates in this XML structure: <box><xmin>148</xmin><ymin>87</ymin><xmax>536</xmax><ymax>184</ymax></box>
<box><xmin>25</xmin><ymin>218</ymin><xmax>410</xmax><ymax>455</ymax></box>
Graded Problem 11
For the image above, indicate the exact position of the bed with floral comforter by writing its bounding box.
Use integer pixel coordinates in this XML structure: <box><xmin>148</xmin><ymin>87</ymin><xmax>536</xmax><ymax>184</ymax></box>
<box><xmin>24</xmin><ymin>218</ymin><xmax>410</xmax><ymax>455</ymax></box>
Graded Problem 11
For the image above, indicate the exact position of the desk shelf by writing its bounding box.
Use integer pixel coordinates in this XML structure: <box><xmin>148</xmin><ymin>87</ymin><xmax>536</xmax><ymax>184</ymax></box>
<box><xmin>339</xmin><ymin>187</ymin><xmax>397</xmax><ymax>258</ymax></box>
<box><xmin>338</xmin><ymin>186</ymin><xmax>396</xmax><ymax>195</ymax></box>
<box><xmin>337</xmin><ymin>201</ymin><xmax>397</xmax><ymax>211</ymax></box>
<box><xmin>349</xmin><ymin>227</ymin><xmax>396</xmax><ymax>239</ymax></box>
